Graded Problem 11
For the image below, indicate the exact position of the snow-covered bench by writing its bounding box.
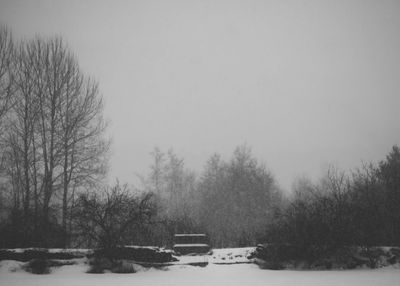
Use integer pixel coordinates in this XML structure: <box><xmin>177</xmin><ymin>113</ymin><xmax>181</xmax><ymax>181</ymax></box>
<box><xmin>173</xmin><ymin>234</ymin><xmax>211</xmax><ymax>255</ymax></box>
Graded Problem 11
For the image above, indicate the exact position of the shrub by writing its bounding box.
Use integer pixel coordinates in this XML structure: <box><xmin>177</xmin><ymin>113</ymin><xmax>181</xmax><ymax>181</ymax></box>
<box><xmin>75</xmin><ymin>182</ymin><xmax>155</xmax><ymax>251</ymax></box>
<box><xmin>87</xmin><ymin>257</ymin><xmax>112</xmax><ymax>274</ymax></box>
<box><xmin>86</xmin><ymin>257</ymin><xmax>112</xmax><ymax>274</ymax></box>
<box><xmin>111</xmin><ymin>260</ymin><xmax>136</xmax><ymax>273</ymax></box>
<box><xmin>0</xmin><ymin>249</ymin><xmax>84</xmax><ymax>262</ymax></box>
<box><xmin>25</xmin><ymin>259</ymin><xmax>50</xmax><ymax>274</ymax></box>
<box><xmin>87</xmin><ymin>257</ymin><xmax>137</xmax><ymax>274</ymax></box>
<box><xmin>91</xmin><ymin>246</ymin><xmax>174</xmax><ymax>263</ymax></box>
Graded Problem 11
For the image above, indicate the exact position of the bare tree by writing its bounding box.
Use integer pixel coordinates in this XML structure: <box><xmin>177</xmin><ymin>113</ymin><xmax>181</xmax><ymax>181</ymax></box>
<box><xmin>149</xmin><ymin>147</ymin><xmax>166</xmax><ymax>195</ymax></box>
<box><xmin>378</xmin><ymin>145</ymin><xmax>400</xmax><ymax>245</ymax></box>
<box><xmin>0</xmin><ymin>34</ymin><xmax>109</xmax><ymax>247</ymax></box>
<box><xmin>4</xmin><ymin>40</ymin><xmax>38</xmax><ymax>223</ymax></box>
<box><xmin>24</xmin><ymin>37</ymin><xmax>109</xmax><ymax>245</ymax></box>
<box><xmin>74</xmin><ymin>182</ymin><xmax>155</xmax><ymax>249</ymax></box>
<box><xmin>0</xmin><ymin>25</ymin><xmax>14</xmax><ymax>124</ymax></box>
<box><xmin>143</xmin><ymin>148</ymin><xmax>199</xmax><ymax>246</ymax></box>
<box><xmin>57</xmin><ymin>63</ymin><xmax>109</xmax><ymax>246</ymax></box>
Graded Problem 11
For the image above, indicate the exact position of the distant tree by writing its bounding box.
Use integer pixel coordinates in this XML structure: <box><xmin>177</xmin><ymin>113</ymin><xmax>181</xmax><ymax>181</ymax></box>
<box><xmin>378</xmin><ymin>145</ymin><xmax>400</xmax><ymax>245</ymax></box>
<box><xmin>144</xmin><ymin>148</ymin><xmax>198</xmax><ymax>246</ymax></box>
<box><xmin>74</xmin><ymin>182</ymin><xmax>155</xmax><ymax>249</ymax></box>
<box><xmin>163</xmin><ymin>149</ymin><xmax>197</xmax><ymax>230</ymax></box>
<box><xmin>197</xmin><ymin>153</ymin><xmax>230</xmax><ymax>246</ymax></box>
<box><xmin>268</xmin><ymin>165</ymin><xmax>358</xmax><ymax>253</ymax></box>
<box><xmin>198</xmin><ymin>145</ymin><xmax>282</xmax><ymax>247</ymax></box>
<box><xmin>351</xmin><ymin>163</ymin><xmax>385</xmax><ymax>246</ymax></box>
<box><xmin>268</xmin><ymin>176</ymin><xmax>322</xmax><ymax>249</ymax></box>
<box><xmin>149</xmin><ymin>147</ymin><xmax>166</xmax><ymax>195</ymax></box>
<box><xmin>233</xmin><ymin>145</ymin><xmax>400</xmax><ymax>251</ymax></box>
<box><xmin>318</xmin><ymin>166</ymin><xmax>353</xmax><ymax>246</ymax></box>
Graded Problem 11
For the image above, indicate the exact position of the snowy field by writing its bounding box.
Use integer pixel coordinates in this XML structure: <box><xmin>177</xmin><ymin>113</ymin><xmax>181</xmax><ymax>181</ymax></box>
<box><xmin>1</xmin><ymin>247</ymin><xmax>400</xmax><ymax>286</ymax></box>
<box><xmin>1</xmin><ymin>262</ymin><xmax>400</xmax><ymax>286</ymax></box>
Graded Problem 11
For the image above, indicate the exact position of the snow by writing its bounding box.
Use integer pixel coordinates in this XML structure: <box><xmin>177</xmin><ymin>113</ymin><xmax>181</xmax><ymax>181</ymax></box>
<box><xmin>1</xmin><ymin>261</ymin><xmax>400</xmax><ymax>286</ymax></box>
<box><xmin>173</xmin><ymin>255</ymin><xmax>209</xmax><ymax>265</ymax></box>
<box><xmin>1</xmin><ymin>247</ymin><xmax>400</xmax><ymax>286</ymax></box>
<box><xmin>123</xmin><ymin>245</ymin><xmax>161</xmax><ymax>250</ymax></box>
<box><xmin>0</xmin><ymin>260</ymin><xmax>25</xmax><ymax>273</ymax></box>
<box><xmin>171</xmin><ymin>246</ymin><xmax>253</xmax><ymax>265</ymax></box>
<box><xmin>210</xmin><ymin>247</ymin><xmax>254</xmax><ymax>264</ymax></box>
<box><xmin>173</xmin><ymin>244</ymin><xmax>210</xmax><ymax>247</ymax></box>
<box><xmin>4</xmin><ymin>248</ymin><xmax>86</xmax><ymax>253</ymax></box>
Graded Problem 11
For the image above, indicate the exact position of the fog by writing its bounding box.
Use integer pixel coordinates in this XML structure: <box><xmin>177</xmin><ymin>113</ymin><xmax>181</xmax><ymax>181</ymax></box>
<box><xmin>1</xmin><ymin>0</ymin><xmax>399</xmax><ymax>190</ymax></box>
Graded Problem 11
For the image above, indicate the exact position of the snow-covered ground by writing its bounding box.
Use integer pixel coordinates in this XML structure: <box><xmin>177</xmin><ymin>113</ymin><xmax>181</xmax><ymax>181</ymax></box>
<box><xmin>174</xmin><ymin>247</ymin><xmax>254</xmax><ymax>265</ymax></box>
<box><xmin>1</xmin><ymin>260</ymin><xmax>400</xmax><ymax>286</ymax></box>
<box><xmin>1</xmin><ymin>248</ymin><xmax>399</xmax><ymax>286</ymax></box>
<box><xmin>210</xmin><ymin>247</ymin><xmax>254</xmax><ymax>264</ymax></box>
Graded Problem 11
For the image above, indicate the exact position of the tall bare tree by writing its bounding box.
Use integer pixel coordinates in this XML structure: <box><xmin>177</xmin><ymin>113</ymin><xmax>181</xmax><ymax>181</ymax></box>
<box><xmin>28</xmin><ymin>37</ymin><xmax>109</xmax><ymax>246</ymax></box>
<box><xmin>0</xmin><ymin>25</ymin><xmax>14</xmax><ymax>124</ymax></box>
<box><xmin>1</xmin><ymin>34</ymin><xmax>109</xmax><ymax>247</ymax></box>
<box><xmin>58</xmin><ymin>73</ymin><xmax>109</xmax><ymax>246</ymax></box>
<box><xmin>5</xmin><ymin>39</ymin><xmax>38</xmax><ymax>223</ymax></box>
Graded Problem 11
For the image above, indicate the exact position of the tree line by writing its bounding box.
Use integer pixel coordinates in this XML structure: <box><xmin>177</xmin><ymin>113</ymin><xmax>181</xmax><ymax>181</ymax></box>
<box><xmin>137</xmin><ymin>145</ymin><xmax>282</xmax><ymax>248</ymax></box>
<box><xmin>1</xmin><ymin>26</ymin><xmax>399</xmax><ymax>251</ymax></box>
<box><xmin>267</xmin><ymin>146</ymin><xmax>400</xmax><ymax>251</ymax></box>
<box><xmin>135</xmin><ymin>145</ymin><xmax>400</xmax><ymax>251</ymax></box>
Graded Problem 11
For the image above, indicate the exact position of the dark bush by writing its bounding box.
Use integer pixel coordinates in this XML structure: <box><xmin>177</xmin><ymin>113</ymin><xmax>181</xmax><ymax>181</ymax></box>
<box><xmin>92</xmin><ymin>246</ymin><xmax>174</xmax><ymax>263</ymax></box>
<box><xmin>87</xmin><ymin>257</ymin><xmax>137</xmax><ymax>274</ymax></box>
<box><xmin>388</xmin><ymin>255</ymin><xmax>397</xmax><ymax>264</ymax></box>
<box><xmin>25</xmin><ymin>259</ymin><xmax>50</xmax><ymax>274</ymax></box>
<box><xmin>251</xmin><ymin>244</ymin><xmax>299</xmax><ymax>261</ymax></box>
<box><xmin>87</xmin><ymin>264</ymin><xmax>104</xmax><ymax>274</ymax></box>
<box><xmin>251</xmin><ymin>244</ymin><xmax>369</xmax><ymax>270</ymax></box>
<box><xmin>0</xmin><ymin>249</ymin><xmax>85</xmax><ymax>262</ymax></box>
<box><xmin>251</xmin><ymin>244</ymin><xmax>400</xmax><ymax>269</ymax></box>
<box><xmin>87</xmin><ymin>257</ymin><xmax>112</xmax><ymax>274</ymax></box>
<box><xmin>111</xmin><ymin>260</ymin><xmax>136</xmax><ymax>273</ymax></box>
<box><xmin>249</xmin><ymin>244</ymin><xmax>298</xmax><ymax>270</ymax></box>
<box><xmin>0</xmin><ymin>211</ymin><xmax>67</xmax><ymax>249</ymax></box>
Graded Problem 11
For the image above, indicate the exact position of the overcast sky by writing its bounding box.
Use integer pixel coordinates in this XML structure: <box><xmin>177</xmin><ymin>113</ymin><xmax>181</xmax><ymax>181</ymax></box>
<box><xmin>1</xmin><ymin>0</ymin><xmax>399</xmax><ymax>191</ymax></box>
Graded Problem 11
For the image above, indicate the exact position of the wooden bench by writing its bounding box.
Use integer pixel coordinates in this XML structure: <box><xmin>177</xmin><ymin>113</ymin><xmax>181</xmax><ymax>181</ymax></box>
<box><xmin>173</xmin><ymin>234</ymin><xmax>211</xmax><ymax>255</ymax></box>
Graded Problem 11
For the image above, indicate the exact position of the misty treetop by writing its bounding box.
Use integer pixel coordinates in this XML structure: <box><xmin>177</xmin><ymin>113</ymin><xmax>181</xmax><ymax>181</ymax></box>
<box><xmin>141</xmin><ymin>145</ymin><xmax>282</xmax><ymax>248</ymax></box>
<box><xmin>197</xmin><ymin>145</ymin><xmax>282</xmax><ymax>247</ymax></box>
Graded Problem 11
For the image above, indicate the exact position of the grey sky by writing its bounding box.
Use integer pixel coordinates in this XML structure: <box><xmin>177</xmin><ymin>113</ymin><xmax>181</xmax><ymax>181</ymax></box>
<box><xmin>1</xmin><ymin>0</ymin><xmax>399</xmax><ymax>190</ymax></box>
